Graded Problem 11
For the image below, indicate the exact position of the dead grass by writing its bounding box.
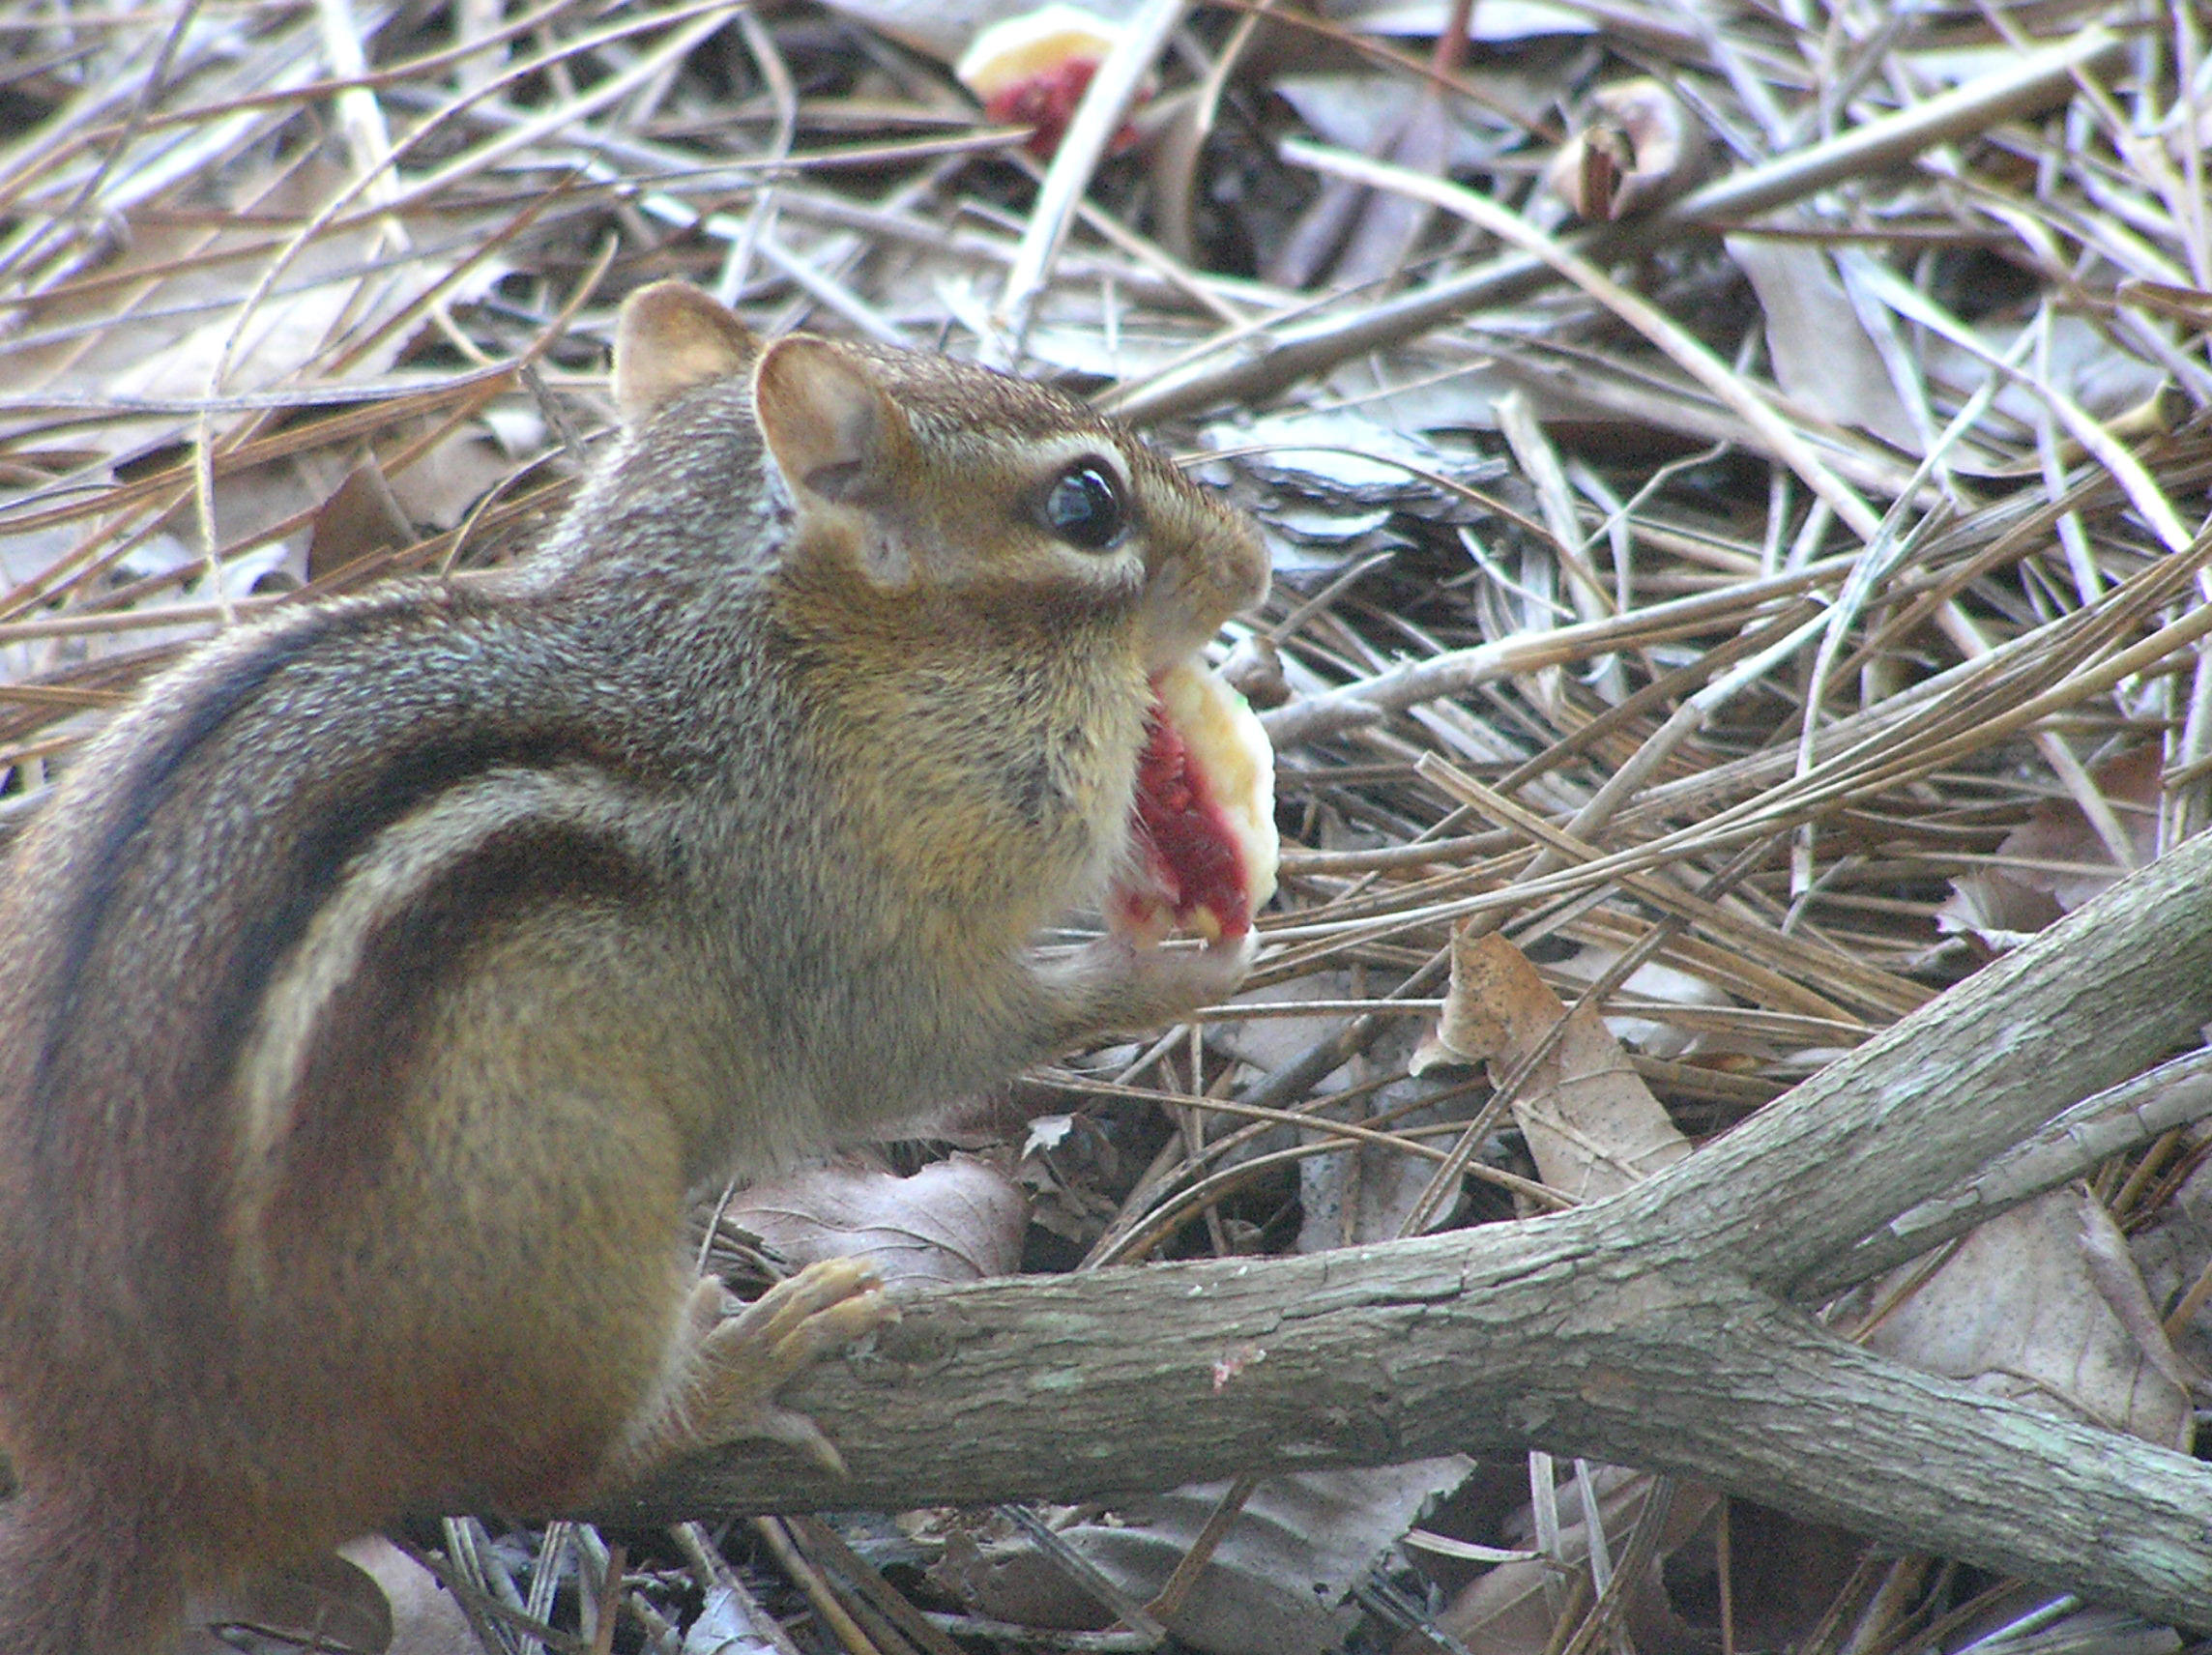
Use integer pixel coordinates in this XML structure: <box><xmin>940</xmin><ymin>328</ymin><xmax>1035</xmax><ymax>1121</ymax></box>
<box><xmin>4</xmin><ymin>0</ymin><xmax>2211</xmax><ymax>1646</ymax></box>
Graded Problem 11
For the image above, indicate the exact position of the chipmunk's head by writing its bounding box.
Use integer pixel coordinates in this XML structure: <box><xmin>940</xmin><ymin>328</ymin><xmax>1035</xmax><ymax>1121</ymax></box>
<box><xmin>610</xmin><ymin>280</ymin><xmax>1266</xmax><ymax>673</ymax></box>
<box><xmin>610</xmin><ymin>280</ymin><xmax>1275</xmax><ymax>944</ymax></box>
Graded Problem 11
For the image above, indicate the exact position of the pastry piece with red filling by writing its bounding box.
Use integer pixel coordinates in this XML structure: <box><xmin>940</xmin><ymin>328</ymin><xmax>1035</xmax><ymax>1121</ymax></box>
<box><xmin>954</xmin><ymin>3</ymin><xmax>1144</xmax><ymax>159</ymax></box>
<box><xmin>1110</xmin><ymin>656</ymin><xmax>1277</xmax><ymax>944</ymax></box>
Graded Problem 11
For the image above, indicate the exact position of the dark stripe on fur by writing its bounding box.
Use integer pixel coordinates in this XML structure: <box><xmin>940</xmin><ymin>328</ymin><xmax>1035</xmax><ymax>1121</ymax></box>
<box><xmin>277</xmin><ymin>811</ymin><xmax>657</xmax><ymax>1195</ymax></box>
<box><xmin>26</xmin><ymin>595</ymin><xmax>652</xmax><ymax>1165</ymax></box>
<box><xmin>178</xmin><ymin>736</ymin><xmax>649</xmax><ymax>1159</ymax></box>
<box><xmin>31</xmin><ymin>603</ymin><xmax>375</xmax><ymax>1097</ymax></box>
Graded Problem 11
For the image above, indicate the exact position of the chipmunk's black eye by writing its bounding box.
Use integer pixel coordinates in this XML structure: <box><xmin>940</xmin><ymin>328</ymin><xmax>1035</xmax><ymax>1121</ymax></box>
<box><xmin>1040</xmin><ymin>459</ymin><xmax>1127</xmax><ymax>551</ymax></box>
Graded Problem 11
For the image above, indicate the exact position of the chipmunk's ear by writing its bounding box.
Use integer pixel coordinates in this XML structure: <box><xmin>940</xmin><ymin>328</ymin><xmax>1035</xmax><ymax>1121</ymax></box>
<box><xmin>613</xmin><ymin>282</ymin><xmax>759</xmax><ymax>424</ymax></box>
<box><xmin>752</xmin><ymin>336</ymin><xmax>916</xmax><ymax>508</ymax></box>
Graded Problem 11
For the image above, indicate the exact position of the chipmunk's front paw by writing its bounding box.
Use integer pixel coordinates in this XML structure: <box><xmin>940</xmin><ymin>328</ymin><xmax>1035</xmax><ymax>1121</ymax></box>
<box><xmin>618</xmin><ymin>1259</ymin><xmax>897</xmax><ymax>1481</ymax></box>
<box><xmin>697</xmin><ymin>1259</ymin><xmax>898</xmax><ymax>1474</ymax></box>
<box><xmin>1050</xmin><ymin>927</ymin><xmax>1256</xmax><ymax>1037</ymax></box>
<box><xmin>1143</xmin><ymin>927</ymin><xmax>1257</xmax><ymax>1011</ymax></box>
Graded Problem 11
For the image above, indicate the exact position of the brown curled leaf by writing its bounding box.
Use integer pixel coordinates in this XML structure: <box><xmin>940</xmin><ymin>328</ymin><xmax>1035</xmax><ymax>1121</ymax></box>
<box><xmin>1544</xmin><ymin>78</ymin><xmax>1708</xmax><ymax>222</ymax></box>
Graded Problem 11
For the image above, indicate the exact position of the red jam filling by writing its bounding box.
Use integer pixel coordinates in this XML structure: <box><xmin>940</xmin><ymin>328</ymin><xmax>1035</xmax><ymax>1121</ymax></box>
<box><xmin>1111</xmin><ymin>695</ymin><xmax>1251</xmax><ymax>940</ymax></box>
<box><xmin>983</xmin><ymin>60</ymin><xmax>1140</xmax><ymax>159</ymax></box>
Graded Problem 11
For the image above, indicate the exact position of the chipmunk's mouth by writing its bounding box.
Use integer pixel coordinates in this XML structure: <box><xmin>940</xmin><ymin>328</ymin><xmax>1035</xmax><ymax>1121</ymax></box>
<box><xmin>1108</xmin><ymin>658</ymin><xmax>1277</xmax><ymax>944</ymax></box>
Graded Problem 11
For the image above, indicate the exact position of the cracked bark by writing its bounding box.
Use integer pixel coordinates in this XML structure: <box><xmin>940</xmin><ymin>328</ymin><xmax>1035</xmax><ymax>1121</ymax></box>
<box><xmin>593</xmin><ymin>829</ymin><xmax>2212</xmax><ymax>1628</ymax></box>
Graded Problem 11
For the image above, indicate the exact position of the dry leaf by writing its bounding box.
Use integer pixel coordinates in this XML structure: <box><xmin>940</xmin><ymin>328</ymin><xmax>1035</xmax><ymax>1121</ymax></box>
<box><xmin>1546</xmin><ymin>79</ymin><xmax>1708</xmax><ymax>222</ymax></box>
<box><xmin>1431</xmin><ymin>929</ymin><xmax>1691</xmax><ymax>1201</ymax></box>
<box><xmin>1728</xmin><ymin>239</ymin><xmax>1919</xmax><ymax>448</ymax></box>
<box><xmin>337</xmin><ymin>1539</ymin><xmax>477</xmax><ymax>1655</ymax></box>
<box><xmin>935</xmin><ymin>1460</ymin><xmax>1472</xmax><ymax>1655</ymax></box>
<box><xmin>9</xmin><ymin>158</ymin><xmax>441</xmax><ymax>433</ymax></box>
<box><xmin>306</xmin><ymin>462</ymin><xmax>415</xmax><ymax>583</ymax></box>
<box><xmin>721</xmin><ymin>1154</ymin><xmax>1028</xmax><ymax>1287</ymax></box>
<box><xmin>684</xmin><ymin>1582</ymin><xmax>784</xmax><ymax>1654</ymax></box>
<box><xmin>1857</xmin><ymin>1188</ymin><xmax>2192</xmax><ymax>1450</ymax></box>
<box><xmin>2128</xmin><ymin>1144</ymin><xmax>2212</xmax><ymax>1385</ymax></box>
<box><xmin>182</xmin><ymin>1551</ymin><xmax>392</xmax><ymax>1654</ymax></box>
<box><xmin>1550</xmin><ymin>946</ymin><xmax>1734</xmax><ymax>1060</ymax></box>
<box><xmin>1424</xmin><ymin>1476</ymin><xmax>1717</xmax><ymax>1653</ymax></box>
<box><xmin>1939</xmin><ymin>746</ymin><xmax>2162</xmax><ymax>947</ymax></box>
<box><xmin>1295</xmin><ymin>1066</ymin><xmax>1489</xmax><ymax>1248</ymax></box>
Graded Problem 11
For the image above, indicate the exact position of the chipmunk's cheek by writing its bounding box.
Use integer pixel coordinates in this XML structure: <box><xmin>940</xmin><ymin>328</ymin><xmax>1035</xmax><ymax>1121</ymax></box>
<box><xmin>1108</xmin><ymin>658</ymin><xmax>1277</xmax><ymax>944</ymax></box>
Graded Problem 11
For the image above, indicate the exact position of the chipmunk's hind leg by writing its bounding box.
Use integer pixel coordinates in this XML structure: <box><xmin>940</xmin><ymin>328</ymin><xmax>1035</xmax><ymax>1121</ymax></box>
<box><xmin>0</xmin><ymin>1480</ymin><xmax>186</xmax><ymax>1655</ymax></box>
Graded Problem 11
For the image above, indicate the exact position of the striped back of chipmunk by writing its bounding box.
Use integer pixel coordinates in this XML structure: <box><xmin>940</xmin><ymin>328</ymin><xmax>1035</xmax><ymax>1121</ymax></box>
<box><xmin>0</xmin><ymin>579</ymin><xmax>675</xmax><ymax>1448</ymax></box>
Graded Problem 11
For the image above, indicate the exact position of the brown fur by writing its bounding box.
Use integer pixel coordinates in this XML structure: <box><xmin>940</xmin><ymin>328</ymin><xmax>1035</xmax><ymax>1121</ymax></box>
<box><xmin>0</xmin><ymin>281</ymin><xmax>1266</xmax><ymax>1652</ymax></box>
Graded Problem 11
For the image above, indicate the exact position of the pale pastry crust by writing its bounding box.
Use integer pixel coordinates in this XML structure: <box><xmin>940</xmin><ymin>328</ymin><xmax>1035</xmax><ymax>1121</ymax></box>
<box><xmin>954</xmin><ymin>3</ymin><xmax>1121</xmax><ymax>102</ymax></box>
<box><xmin>1112</xmin><ymin>656</ymin><xmax>1277</xmax><ymax>943</ymax></box>
<box><xmin>1156</xmin><ymin>657</ymin><xmax>1278</xmax><ymax>919</ymax></box>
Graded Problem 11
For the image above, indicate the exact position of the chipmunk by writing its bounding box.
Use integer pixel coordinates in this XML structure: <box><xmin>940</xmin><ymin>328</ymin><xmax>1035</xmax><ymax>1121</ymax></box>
<box><xmin>0</xmin><ymin>279</ymin><xmax>1270</xmax><ymax>1653</ymax></box>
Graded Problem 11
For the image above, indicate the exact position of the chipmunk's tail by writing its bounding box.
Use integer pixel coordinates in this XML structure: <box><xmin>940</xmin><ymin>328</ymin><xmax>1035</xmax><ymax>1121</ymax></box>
<box><xmin>0</xmin><ymin>1481</ymin><xmax>186</xmax><ymax>1655</ymax></box>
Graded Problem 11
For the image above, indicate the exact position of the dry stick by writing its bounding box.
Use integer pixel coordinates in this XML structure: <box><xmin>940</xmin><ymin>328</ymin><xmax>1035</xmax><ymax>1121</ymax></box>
<box><xmin>395</xmin><ymin>88</ymin><xmax>1033</xmax><ymax>184</ymax></box>
<box><xmin>998</xmin><ymin>1503</ymin><xmax>1169</xmax><ymax>1642</ymax></box>
<box><xmin>1151</xmin><ymin>0</ymin><xmax>1276</xmax><ymax>268</ymax></box>
<box><xmin>1278</xmin><ymin>831</ymin><xmax>1508</xmax><ymax>874</ymax></box>
<box><xmin>1263</xmin><ymin>602</ymin><xmax>1858</xmax><ymax>999</ymax></box>
<box><xmin>1622</xmin><ymin>538</ymin><xmax>2209</xmax><ymax>836</ymax></box>
<box><xmin>1261</xmin><ymin>555</ymin><xmax>1846</xmax><ymax>747</ymax></box>
<box><xmin>1146</xmin><ymin>1472</ymin><xmax>1260</xmax><ymax>1625</ymax></box>
<box><xmin>1936</xmin><ymin>602</ymin><xmax>2141</xmax><ymax>872</ymax></box>
<box><xmin>1280</xmin><ymin>601</ymin><xmax>1814</xmax><ymax>1231</ymax></box>
<box><xmin>1078</xmin><ymin>1074</ymin><xmax>1564</xmax><ymax>1272</ymax></box>
<box><xmin>1850</xmin><ymin>260</ymin><xmax>2198</xmax><ymax>557</ymax></box>
<box><xmin>990</xmin><ymin>0</ymin><xmax>1192</xmax><ymax>357</ymax></box>
<box><xmin>1627</xmin><ymin>826</ymin><xmax>2212</xmax><ymax>1294</ymax></box>
<box><xmin>1395</xmin><ymin>818</ymin><xmax>1774</xmax><ymax>1237</ymax></box>
<box><xmin>0</xmin><ymin>358</ymin><xmax>521</xmax><ymax>420</ymax></box>
<box><xmin>1265</xmin><ymin>661</ymin><xmax>2126</xmax><ymax>955</ymax></box>
<box><xmin>1488</xmin><ymin>596</ymin><xmax>1825</xmax><ymax>798</ymax></box>
<box><xmin>1557</xmin><ymin>1479</ymin><xmax>1678</xmax><ymax>1655</ymax></box>
<box><xmin>1614</xmin><ymin>537</ymin><xmax>2212</xmax><ymax>861</ymax></box>
<box><xmin>1104</xmin><ymin>27</ymin><xmax>2126</xmax><ymax>421</ymax></box>
<box><xmin>1233</xmin><ymin>945</ymin><xmax>1451</xmax><ymax>1113</ymax></box>
<box><xmin>604</xmin><ymin>831</ymin><xmax>2212</xmax><ymax>1626</ymax></box>
<box><xmin>394</xmin><ymin>1</ymin><xmax>743</xmax><ymax>209</ymax></box>
<box><xmin>587</xmin><ymin>1540</ymin><xmax>624</xmax><ymax>1655</ymax></box>
<box><xmin>789</xmin><ymin>1517</ymin><xmax>968</xmax><ymax>1655</ymax></box>
<box><xmin>0</xmin><ymin>7</ymin><xmax>322</xmax><ymax>294</ymax></box>
<box><xmin>747</xmin><ymin>1517</ymin><xmax>887</xmax><ymax>1655</ymax></box>
<box><xmin>1795</xmin><ymin>1048</ymin><xmax>2212</xmax><ymax>1301</ymax></box>
<box><xmin>1412</xmin><ymin>753</ymin><xmax>1830</xmax><ymax>1006</ymax></box>
<box><xmin>1461</xmin><ymin>603</ymin><xmax>1916</xmax><ymax>1021</ymax></box>
<box><xmin>0</xmin><ymin>0</ymin><xmax>574</xmax><ymax>193</ymax></box>
<box><xmin>1079</xmin><ymin>1076</ymin><xmax>1472</xmax><ymax>1164</ymax></box>
<box><xmin>240</xmin><ymin>4</ymin><xmax>731</xmax><ymax>324</ymax></box>
<box><xmin>1280</xmin><ymin>137</ymin><xmax>1885</xmax><ymax>543</ymax></box>
<box><xmin>400</xmin><ymin>94</ymin><xmax>974</xmax><ymax>345</ymax></box>
<box><xmin>1263</xmin><ymin>578</ymin><xmax>2014</xmax><ymax>962</ymax></box>
<box><xmin>1762</xmin><ymin>553</ymin><xmax>2212</xmax><ymax>823</ymax></box>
